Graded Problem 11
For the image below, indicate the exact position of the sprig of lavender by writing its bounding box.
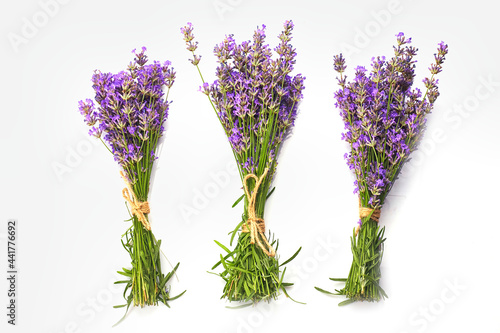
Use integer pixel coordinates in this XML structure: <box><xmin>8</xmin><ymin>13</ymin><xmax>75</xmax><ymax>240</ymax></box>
<box><xmin>181</xmin><ymin>21</ymin><xmax>304</xmax><ymax>304</ymax></box>
<box><xmin>316</xmin><ymin>33</ymin><xmax>448</xmax><ymax>304</ymax></box>
<box><xmin>78</xmin><ymin>47</ymin><xmax>184</xmax><ymax>317</ymax></box>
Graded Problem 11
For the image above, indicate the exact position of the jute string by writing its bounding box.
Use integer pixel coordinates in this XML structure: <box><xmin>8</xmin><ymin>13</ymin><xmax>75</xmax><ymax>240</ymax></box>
<box><xmin>241</xmin><ymin>168</ymin><xmax>275</xmax><ymax>257</ymax></box>
<box><xmin>120</xmin><ymin>171</ymin><xmax>151</xmax><ymax>231</ymax></box>
<box><xmin>355</xmin><ymin>199</ymin><xmax>381</xmax><ymax>236</ymax></box>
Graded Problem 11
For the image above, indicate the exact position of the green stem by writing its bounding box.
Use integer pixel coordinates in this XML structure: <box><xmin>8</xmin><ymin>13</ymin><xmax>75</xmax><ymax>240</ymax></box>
<box><xmin>212</xmin><ymin>188</ymin><xmax>301</xmax><ymax>304</ymax></box>
<box><xmin>115</xmin><ymin>214</ymin><xmax>182</xmax><ymax>311</ymax></box>
<box><xmin>335</xmin><ymin>218</ymin><xmax>387</xmax><ymax>304</ymax></box>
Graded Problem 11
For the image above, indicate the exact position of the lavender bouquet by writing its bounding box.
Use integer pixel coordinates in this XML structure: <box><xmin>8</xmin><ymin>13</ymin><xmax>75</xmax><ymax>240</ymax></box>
<box><xmin>181</xmin><ymin>21</ymin><xmax>305</xmax><ymax>303</ymax></box>
<box><xmin>78</xmin><ymin>48</ymin><xmax>184</xmax><ymax>314</ymax></box>
<box><xmin>316</xmin><ymin>33</ymin><xmax>448</xmax><ymax>304</ymax></box>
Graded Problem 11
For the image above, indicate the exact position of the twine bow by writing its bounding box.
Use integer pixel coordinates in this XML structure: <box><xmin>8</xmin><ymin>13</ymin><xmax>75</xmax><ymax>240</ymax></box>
<box><xmin>120</xmin><ymin>171</ymin><xmax>151</xmax><ymax>230</ymax></box>
<box><xmin>355</xmin><ymin>199</ymin><xmax>381</xmax><ymax>236</ymax></box>
<box><xmin>241</xmin><ymin>168</ymin><xmax>275</xmax><ymax>257</ymax></box>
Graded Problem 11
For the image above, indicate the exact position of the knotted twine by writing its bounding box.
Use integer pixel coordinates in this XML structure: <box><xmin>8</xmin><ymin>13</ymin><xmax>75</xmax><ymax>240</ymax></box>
<box><xmin>120</xmin><ymin>171</ymin><xmax>151</xmax><ymax>231</ymax></box>
<box><xmin>355</xmin><ymin>200</ymin><xmax>381</xmax><ymax>236</ymax></box>
<box><xmin>241</xmin><ymin>168</ymin><xmax>276</xmax><ymax>257</ymax></box>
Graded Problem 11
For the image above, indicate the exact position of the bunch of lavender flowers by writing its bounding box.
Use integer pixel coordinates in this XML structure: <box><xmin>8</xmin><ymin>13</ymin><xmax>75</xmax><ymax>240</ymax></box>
<box><xmin>316</xmin><ymin>33</ymin><xmax>448</xmax><ymax>304</ymax></box>
<box><xmin>78</xmin><ymin>47</ymin><xmax>184</xmax><ymax>316</ymax></box>
<box><xmin>181</xmin><ymin>21</ymin><xmax>305</xmax><ymax>303</ymax></box>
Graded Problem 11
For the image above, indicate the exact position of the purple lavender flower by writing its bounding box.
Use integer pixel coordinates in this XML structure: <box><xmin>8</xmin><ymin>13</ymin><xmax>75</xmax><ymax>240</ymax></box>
<box><xmin>182</xmin><ymin>20</ymin><xmax>305</xmax><ymax>304</ymax></box>
<box><xmin>181</xmin><ymin>23</ymin><xmax>201</xmax><ymax>65</ymax></box>
<box><xmin>182</xmin><ymin>21</ymin><xmax>305</xmax><ymax>180</ymax></box>
<box><xmin>78</xmin><ymin>47</ymin><xmax>176</xmax><ymax>189</ymax></box>
<box><xmin>334</xmin><ymin>33</ymin><xmax>448</xmax><ymax>210</ymax></box>
<box><xmin>78</xmin><ymin>48</ymin><xmax>180</xmax><ymax>312</ymax></box>
<box><xmin>329</xmin><ymin>34</ymin><xmax>448</xmax><ymax>305</ymax></box>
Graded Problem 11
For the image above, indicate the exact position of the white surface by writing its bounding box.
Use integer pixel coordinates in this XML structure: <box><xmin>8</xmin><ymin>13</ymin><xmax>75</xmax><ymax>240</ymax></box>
<box><xmin>1</xmin><ymin>0</ymin><xmax>499</xmax><ymax>332</ymax></box>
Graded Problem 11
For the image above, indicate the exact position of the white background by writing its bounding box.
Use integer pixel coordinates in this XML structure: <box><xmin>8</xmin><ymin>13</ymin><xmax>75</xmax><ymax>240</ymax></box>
<box><xmin>1</xmin><ymin>0</ymin><xmax>499</xmax><ymax>332</ymax></box>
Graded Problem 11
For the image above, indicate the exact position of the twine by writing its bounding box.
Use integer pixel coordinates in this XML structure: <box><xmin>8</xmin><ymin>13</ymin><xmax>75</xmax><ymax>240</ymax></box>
<box><xmin>120</xmin><ymin>171</ymin><xmax>151</xmax><ymax>231</ymax></box>
<box><xmin>241</xmin><ymin>168</ymin><xmax>275</xmax><ymax>257</ymax></box>
<box><xmin>355</xmin><ymin>200</ymin><xmax>381</xmax><ymax>236</ymax></box>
